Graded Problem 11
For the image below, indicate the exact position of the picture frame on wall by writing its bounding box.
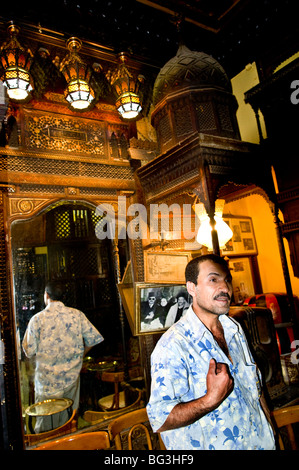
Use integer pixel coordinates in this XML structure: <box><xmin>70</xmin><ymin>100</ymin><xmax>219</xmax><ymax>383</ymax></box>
<box><xmin>229</xmin><ymin>257</ymin><xmax>255</xmax><ymax>304</ymax></box>
<box><xmin>222</xmin><ymin>216</ymin><xmax>257</xmax><ymax>255</ymax></box>
<box><xmin>144</xmin><ymin>251</ymin><xmax>191</xmax><ymax>283</ymax></box>
<box><xmin>135</xmin><ymin>282</ymin><xmax>191</xmax><ymax>335</ymax></box>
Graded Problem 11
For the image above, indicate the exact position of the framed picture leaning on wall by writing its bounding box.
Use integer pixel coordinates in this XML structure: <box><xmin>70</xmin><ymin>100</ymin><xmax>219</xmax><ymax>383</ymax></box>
<box><xmin>135</xmin><ymin>282</ymin><xmax>191</xmax><ymax>335</ymax></box>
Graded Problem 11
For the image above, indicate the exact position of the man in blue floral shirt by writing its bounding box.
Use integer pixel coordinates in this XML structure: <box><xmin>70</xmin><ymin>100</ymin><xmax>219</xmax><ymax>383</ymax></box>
<box><xmin>147</xmin><ymin>254</ymin><xmax>275</xmax><ymax>450</ymax></box>
<box><xmin>23</xmin><ymin>280</ymin><xmax>104</xmax><ymax>432</ymax></box>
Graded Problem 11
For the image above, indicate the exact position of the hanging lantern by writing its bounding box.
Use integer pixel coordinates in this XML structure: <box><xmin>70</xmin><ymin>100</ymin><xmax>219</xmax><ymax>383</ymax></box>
<box><xmin>194</xmin><ymin>199</ymin><xmax>233</xmax><ymax>251</ymax></box>
<box><xmin>110</xmin><ymin>52</ymin><xmax>143</xmax><ymax>119</ymax></box>
<box><xmin>0</xmin><ymin>23</ymin><xmax>34</xmax><ymax>101</ymax></box>
<box><xmin>60</xmin><ymin>37</ymin><xmax>95</xmax><ymax>110</ymax></box>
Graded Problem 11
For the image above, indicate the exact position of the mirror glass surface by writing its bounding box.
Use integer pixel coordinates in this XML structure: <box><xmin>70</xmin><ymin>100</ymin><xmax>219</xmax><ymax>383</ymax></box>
<box><xmin>11</xmin><ymin>202</ymin><xmax>137</xmax><ymax>444</ymax></box>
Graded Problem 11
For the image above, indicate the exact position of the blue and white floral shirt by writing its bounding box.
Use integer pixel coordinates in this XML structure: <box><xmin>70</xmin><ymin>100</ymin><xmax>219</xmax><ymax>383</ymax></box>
<box><xmin>147</xmin><ymin>306</ymin><xmax>275</xmax><ymax>450</ymax></box>
<box><xmin>22</xmin><ymin>301</ymin><xmax>104</xmax><ymax>397</ymax></box>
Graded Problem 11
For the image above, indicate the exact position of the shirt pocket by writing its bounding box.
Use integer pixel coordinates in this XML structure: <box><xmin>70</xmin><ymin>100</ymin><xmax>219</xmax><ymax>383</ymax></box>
<box><xmin>185</xmin><ymin>362</ymin><xmax>209</xmax><ymax>400</ymax></box>
<box><xmin>235</xmin><ymin>332</ymin><xmax>256</xmax><ymax>366</ymax></box>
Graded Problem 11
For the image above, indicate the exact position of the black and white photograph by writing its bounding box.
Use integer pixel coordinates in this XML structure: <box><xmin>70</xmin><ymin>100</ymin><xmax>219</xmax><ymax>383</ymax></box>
<box><xmin>136</xmin><ymin>283</ymin><xmax>191</xmax><ymax>334</ymax></box>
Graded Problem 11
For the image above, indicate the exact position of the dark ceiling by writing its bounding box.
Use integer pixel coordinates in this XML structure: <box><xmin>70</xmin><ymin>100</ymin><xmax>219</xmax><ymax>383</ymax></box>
<box><xmin>0</xmin><ymin>0</ymin><xmax>299</xmax><ymax>79</ymax></box>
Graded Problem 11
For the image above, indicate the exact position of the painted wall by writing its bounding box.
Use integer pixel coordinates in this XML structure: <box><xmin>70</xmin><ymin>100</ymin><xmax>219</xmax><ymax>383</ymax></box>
<box><xmin>224</xmin><ymin>195</ymin><xmax>299</xmax><ymax>297</ymax></box>
<box><xmin>231</xmin><ymin>62</ymin><xmax>267</xmax><ymax>143</ymax></box>
<box><xmin>230</xmin><ymin>59</ymin><xmax>299</xmax><ymax>298</ymax></box>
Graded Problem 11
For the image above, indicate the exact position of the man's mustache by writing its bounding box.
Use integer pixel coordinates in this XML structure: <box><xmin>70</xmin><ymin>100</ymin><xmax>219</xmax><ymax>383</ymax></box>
<box><xmin>214</xmin><ymin>292</ymin><xmax>231</xmax><ymax>301</ymax></box>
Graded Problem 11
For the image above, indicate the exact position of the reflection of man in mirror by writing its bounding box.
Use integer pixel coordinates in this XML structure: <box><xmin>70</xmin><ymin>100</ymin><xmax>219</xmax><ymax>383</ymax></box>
<box><xmin>141</xmin><ymin>291</ymin><xmax>165</xmax><ymax>331</ymax></box>
<box><xmin>164</xmin><ymin>291</ymin><xmax>189</xmax><ymax>328</ymax></box>
<box><xmin>22</xmin><ymin>280</ymin><xmax>104</xmax><ymax>433</ymax></box>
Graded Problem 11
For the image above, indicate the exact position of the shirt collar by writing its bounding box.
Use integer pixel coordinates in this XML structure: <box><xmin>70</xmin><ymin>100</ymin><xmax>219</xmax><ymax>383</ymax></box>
<box><xmin>183</xmin><ymin>305</ymin><xmax>240</xmax><ymax>343</ymax></box>
<box><xmin>45</xmin><ymin>300</ymin><xmax>65</xmax><ymax>311</ymax></box>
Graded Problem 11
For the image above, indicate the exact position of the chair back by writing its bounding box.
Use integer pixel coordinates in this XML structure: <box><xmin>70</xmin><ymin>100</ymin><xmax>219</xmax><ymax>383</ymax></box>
<box><xmin>83</xmin><ymin>368</ymin><xmax>143</xmax><ymax>425</ymax></box>
<box><xmin>229</xmin><ymin>306</ymin><xmax>287</xmax><ymax>400</ymax></box>
<box><xmin>108</xmin><ymin>407</ymin><xmax>165</xmax><ymax>450</ymax></box>
<box><xmin>34</xmin><ymin>431</ymin><xmax>110</xmax><ymax>450</ymax></box>
<box><xmin>272</xmin><ymin>405</ymin><xmax>299</xmax><ymax>450</ymax></box>
<box><xmin>24</xmin><ymin>409</ymin><xmax>77</xmax><ymax>447</ymax></box>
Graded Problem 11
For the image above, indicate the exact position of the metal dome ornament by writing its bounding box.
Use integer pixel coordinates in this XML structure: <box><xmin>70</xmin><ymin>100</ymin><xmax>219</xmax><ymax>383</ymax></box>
<box><xmin>152</xmin><ymin>44</ymin><xmax>232</xmax><ymax>107</ymax></box>
<box><xmin>0</xmin><ymin>23</ymin><xmax>34</xmax><ymax>101</ymax></box>
<box><xmin>110</xmin><ymin>52</ymin><xmax>143</xmax><ymax>120</ymax></box>
<box><xmin>60</xmin><ymin>37</ymin><xmax>95</xmax><ymax>110</ymax></box>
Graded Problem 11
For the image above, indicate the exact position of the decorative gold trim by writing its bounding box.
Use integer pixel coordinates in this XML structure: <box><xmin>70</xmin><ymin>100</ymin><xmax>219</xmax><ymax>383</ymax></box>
<box><xmin>0</xmin><ymin>146</ymin><xmax>131</xmax><ymax>166</ymax></box>
<box><xmin>9</xmin><ymin>197</ymin><xmax>49</xmax><ymax>217</ymax></box>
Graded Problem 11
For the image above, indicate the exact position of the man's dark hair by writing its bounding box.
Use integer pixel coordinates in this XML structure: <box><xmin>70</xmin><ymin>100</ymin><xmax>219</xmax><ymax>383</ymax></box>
<box><xmin>45</xmin><ymin>280</ymin><xmax>64</xmax><ymax>301</ymax></box>
<box><xmin>185</xmin><ymin>254</ymin><xmax>230</xmax><ymax>284</ymax></box>
<box><xmin>177</xmin><ymin>290</ymin><xmax>187</xmax><ymax>300</ymax></box>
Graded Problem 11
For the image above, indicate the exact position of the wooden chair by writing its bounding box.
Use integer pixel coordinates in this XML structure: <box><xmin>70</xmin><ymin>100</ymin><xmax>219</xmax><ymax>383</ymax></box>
<box><xmin>83</xmin><ymin>390</ymin><xmax>142</xmax><ymax>424</ymax></box>
<box><xmin>24</xmin><ymin>409</ymin><xmax>77</xmax><ymax>447</ymax></box>
<box><xmin>108</xmin><ymin>407</ymin><xmax>165</xmax><ymax>450</ymax></box>
<box><xmin>98</xmin><ymin>371</ymin><xmax>126</xmax><ymax>411</ymax></box>
<box><xmin>83</xmin><ymin>371</ymin><xmax>142</xmax><ymax>424</ymax></box>
<box><xmin>34</xmin><ymin>431</ymin><xmax>110</xmax><ymax>450</ymax></box>
<box><xmin>272</xmin><ymin>405</ymin><xmax>299</xmax><ymax>450</ymax></box>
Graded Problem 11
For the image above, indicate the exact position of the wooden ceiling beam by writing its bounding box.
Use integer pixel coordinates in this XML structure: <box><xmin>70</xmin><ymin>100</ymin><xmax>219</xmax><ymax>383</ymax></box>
<box><xmin>135</xmin><ymin>0</ymin><xmax>220</xmax><ymax>33</ymax></box>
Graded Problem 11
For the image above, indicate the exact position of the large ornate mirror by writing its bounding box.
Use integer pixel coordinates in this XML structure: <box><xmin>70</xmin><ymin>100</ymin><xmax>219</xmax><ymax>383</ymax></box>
<box><xmin>10</xmin><ymin>200</ymin><xmax>139</xmax><ymax>446</ymax></box>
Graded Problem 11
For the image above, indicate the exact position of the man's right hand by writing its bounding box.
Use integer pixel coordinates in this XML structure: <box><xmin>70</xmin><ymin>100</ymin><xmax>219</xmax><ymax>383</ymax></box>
<box><xmin>205</xmin><ymin>358</ymin><xmax>234</xmax><ymax>408</ymax></box>
<box><xmin>157</xmin><ymin>358</ymin><xmax>234</xmax><ymax>433</ymax></box>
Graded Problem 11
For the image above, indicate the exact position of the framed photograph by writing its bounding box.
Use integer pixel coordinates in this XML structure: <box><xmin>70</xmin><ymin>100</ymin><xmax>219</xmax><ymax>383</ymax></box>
<box><xmin>144</xmin><ymin>252</ymin><xmax>190</xmax><ymax>282</ymax></box>
<box><xmin>222</xmin><ymin>216</ymin><xmax>257</xmax><ymax>256</ymax></box>
<box><xmin>135</xmin><ymin>282</ymin><xmax>191</xmax><ymax>335</ymax></box>
<box><xmin>118</xmin><ymin>283</ymin><xmax>134</xmax><ymax>334</ymax></box>
<box><xmin>229</xmin><ymin>257</ymin><xmax>255</xmax><ymax>305</ymax></box>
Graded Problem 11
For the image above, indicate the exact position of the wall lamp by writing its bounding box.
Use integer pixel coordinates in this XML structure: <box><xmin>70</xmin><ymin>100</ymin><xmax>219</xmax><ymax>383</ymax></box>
<box><xmin>194</xmin><ymin>199</ymin><xmax>233</xmax><ymax>251</ymax></box>
<box><xmin>0</xmin><ymin>29</ymin><xmax>145</xmax><ymax>118</ymax></box>
<box><xmin>0</xmin><ymin>23</ymin><xmax>34</xmax><ymax>101</ymax></box>
<box><xmin>60</xmin><ymin>37</ymin><xmax>95</xmax><ymax>110</ymax></box>
<box><xmin>109</xmin><ymin>52</ymin><xmax>143</xmax><ymax>120</ymax></box>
